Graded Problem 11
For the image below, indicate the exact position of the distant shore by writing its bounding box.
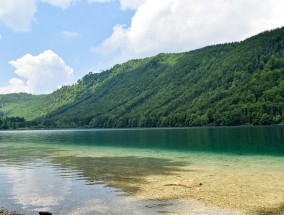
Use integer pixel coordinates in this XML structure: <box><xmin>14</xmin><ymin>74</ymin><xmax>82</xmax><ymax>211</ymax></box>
<box><xmin>0</xmin><ymin>123</ymin><xmax>283</xmax><ymax>132</ymax></box>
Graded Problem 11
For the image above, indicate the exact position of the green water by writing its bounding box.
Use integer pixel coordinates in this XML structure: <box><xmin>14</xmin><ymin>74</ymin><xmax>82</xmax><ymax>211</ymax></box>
<box><xmin>2</xmin><ymin>126</ymin><xmax>283</xmax><ymax>154</ymax></box>
<box><xmin>0</xmin><ymin>126</ymin><xmax>283</xmax><ymax>214</ymax></box>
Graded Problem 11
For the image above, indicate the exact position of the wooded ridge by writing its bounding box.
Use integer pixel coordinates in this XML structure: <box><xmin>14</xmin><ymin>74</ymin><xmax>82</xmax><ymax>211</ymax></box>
<box><xmin>1</xmin><ymin>27</ymin><xmax>284</xmax><ymax>129</ymax></box>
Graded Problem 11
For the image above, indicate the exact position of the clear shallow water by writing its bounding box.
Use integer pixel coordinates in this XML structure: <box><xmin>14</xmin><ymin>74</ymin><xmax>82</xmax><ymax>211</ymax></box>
<box><xmin>0</xmin><ymin>163</ymin><xmax>167</xmax><ymax>215</ymax></box>
<box><xmin>0</xmin><ymin>126</ymin><xmax>283</xmax><ymax>214</ymax></box>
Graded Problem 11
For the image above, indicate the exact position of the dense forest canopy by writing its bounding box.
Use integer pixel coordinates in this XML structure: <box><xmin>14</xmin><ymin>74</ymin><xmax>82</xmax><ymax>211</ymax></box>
<box><xmin>1</xmin><ymin>27</ymin><xmax>284</xmax><ymax>129</ymax></box>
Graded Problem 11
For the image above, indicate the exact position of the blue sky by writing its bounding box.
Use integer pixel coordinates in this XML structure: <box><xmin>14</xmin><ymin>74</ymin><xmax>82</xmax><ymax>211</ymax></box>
<box><xmin>1</xmin><ymin>0</ymin><xmax>284</xmax><ymax>94</ymax></box>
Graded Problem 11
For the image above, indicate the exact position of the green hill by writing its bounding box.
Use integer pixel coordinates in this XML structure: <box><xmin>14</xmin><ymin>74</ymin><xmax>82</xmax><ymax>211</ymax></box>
<box><xmin>1</xmin><ymin>27</ymin><xmax>284</xmax><ymax>128</ymax></box>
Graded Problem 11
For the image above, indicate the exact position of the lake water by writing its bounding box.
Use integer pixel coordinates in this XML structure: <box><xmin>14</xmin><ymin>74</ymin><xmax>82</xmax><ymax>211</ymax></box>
<box><xmin>0</xmin><ymin>126</ymin><xmax>283</xmax><ymax>214</ymax></box>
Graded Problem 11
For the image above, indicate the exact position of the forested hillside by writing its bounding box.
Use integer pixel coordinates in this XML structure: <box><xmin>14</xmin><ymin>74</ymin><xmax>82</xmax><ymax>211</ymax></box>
<box><xmin>1</xmin><ymin>27</ymin><xmax>284</xmax><ymax>128</ymax></box>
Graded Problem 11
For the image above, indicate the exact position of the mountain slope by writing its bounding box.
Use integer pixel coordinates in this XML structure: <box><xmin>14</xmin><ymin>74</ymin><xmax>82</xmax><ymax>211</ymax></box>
<box><xmin>1</xmin><ymin>27</ymin><xmax>284</xmax><ymax>128</ymax></box>
<box><xmin>0</xmin><ymin>93</ymin><xmax>44</xmax><ymax>119</ymax></box>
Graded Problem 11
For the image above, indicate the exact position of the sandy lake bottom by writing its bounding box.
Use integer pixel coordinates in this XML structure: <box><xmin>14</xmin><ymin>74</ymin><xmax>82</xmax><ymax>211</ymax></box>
<box><xmin>51</xmin><ymin>146</ymin><xmax>284</xmax><ymax>214</ymax></box>
<box><xmin>0</xmin><ymin>128</ymin><xmax>283</xmax><ymax>214</ymax></box>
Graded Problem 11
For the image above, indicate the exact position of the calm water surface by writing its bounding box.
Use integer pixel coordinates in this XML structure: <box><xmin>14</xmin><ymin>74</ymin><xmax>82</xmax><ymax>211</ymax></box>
<box><xmin>0</xmin><ymin>126</ymin><xmax>283</xmax><ymax>214</ymax></box>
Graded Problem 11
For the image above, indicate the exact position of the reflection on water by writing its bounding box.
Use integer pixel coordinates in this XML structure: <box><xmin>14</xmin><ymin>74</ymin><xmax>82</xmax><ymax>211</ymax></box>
<box><xmin>0</xmin><ymin>163</ymin><xmax>171</xmax><ymax>215</ymax></box>
<box><xmin>0</xmin><ymin>127</ymin><xmax>283</xmax><ymax>214</ymax></box>
<box><xmin>0</xmin><ymin>164</ymin><xmax>72</xmax><ymax>212</ymax></box>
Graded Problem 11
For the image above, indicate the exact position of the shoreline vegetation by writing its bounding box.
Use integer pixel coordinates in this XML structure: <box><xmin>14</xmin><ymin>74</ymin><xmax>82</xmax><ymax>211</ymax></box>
<box><xmin>0</xmin><ymin>115</ymin><xmax>283</xmax><ymax>130</ymax></box>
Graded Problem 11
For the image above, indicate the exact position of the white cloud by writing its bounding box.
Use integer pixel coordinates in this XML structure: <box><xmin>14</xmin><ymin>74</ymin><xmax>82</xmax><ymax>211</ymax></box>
<box><xmin>87</xmin><ymin>0</ymin><xmax>145</xmax><ymax>9</ymax></box>
<box><xmin>0</xmin><ymin>50</ymin><xmax>74</xmax><ymax>95</ymax></box>
<box><xmin>0</xmin><ymin>0</ymin><xmax>120</xmax><ymax>32</ymax></box>
<box><xmin>119</xmin><ymin>0</ymin><xmax>146</xmax><ymax>10</ymax></box>
<box><xmin>0</xmin><ymin>0</ymin><xmax>75</xmax><ymax>32</ymax></box>
<box><xmin>0</xmin><ymin>0</ymin><xmax>37</xmax><ymax>32</ymax></box>
<box><xmin>87</xmin><ymin>0</ymin><xmax>113</xmax><ymax>3</ymax></box>
<box><xmin>0</xmin><ymin>78</ymin><xmax>29</xmax><ymax>94</ymax></box>
<box><xmin>94</xmin><ymin>0</ymin><xmax>284</xmax><ymax>65</ymax></box>
<box><xmin>40</xmin><ymin>0</ymin><xmax>75</xmax><ymax>9</ymax></box>
<box><xmin>61</xmin><ymin>30</ymin><xmax>79</xmax><ymax>38</ymax></box>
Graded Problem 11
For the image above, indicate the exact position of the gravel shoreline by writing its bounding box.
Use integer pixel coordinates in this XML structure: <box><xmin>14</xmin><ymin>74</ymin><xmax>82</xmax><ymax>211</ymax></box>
<box><xmin>0</xmin><ymin>208</ymin><xmax>23</xmax><ymax>215</ymax></box>
<box><xmin>0</xmin><ymin>209</ymin><xmax>52</xmax><ymax>215</ymax></box>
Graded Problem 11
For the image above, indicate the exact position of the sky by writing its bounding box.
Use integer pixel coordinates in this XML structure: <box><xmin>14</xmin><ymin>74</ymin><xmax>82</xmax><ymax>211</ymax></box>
<box><xmin>0</xmin><ymin>0</ymin><xmax>284</xmax><ymax>95</ymax></box>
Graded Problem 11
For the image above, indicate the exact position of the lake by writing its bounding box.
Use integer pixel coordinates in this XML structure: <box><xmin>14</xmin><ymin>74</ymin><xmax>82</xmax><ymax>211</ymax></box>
<box><xmin>0</xmin><ymin>126</ymin><xmax>283</xmax><ymax>214</ymax></box>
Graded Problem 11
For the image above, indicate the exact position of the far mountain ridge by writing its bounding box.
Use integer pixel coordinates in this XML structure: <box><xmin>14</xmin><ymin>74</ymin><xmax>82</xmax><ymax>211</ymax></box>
<box><xmin>0</xmin><ymin>27</ymin><xmax>284</xmax><ymax>128</ymax></box>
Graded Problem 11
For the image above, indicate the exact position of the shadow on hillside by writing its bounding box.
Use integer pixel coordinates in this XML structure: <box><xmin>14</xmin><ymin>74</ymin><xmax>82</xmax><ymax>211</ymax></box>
<box><xmin>51</xmin><ymin>155</ymin><xmax>190</xmax><ymax>194</ymax></box>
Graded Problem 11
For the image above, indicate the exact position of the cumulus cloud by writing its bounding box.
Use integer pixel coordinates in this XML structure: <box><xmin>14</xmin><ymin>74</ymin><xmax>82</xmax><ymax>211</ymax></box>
<box><xmin>0</xmin><ymin>0</ymin><xmax>37</xmax><ymax>32</ymax></box>
<box><xmin>87</xmin><ymin>0</ymin><xmax>145</xmax><ymax>8</ymax></box>
<box><xmin>0</xmin><ymin>0</ymin><xmax>126</xmax><ymax>32</ymax></box>
<box><xmin>119</xmin><ymin>0</ymin><xmax>146</xmax><ymax>10</ymax></box>
<box><xmin>40</xmin><ymin>0</ymin><xmax>75</xmax><ymax>9</ymax></box>
<box><xmin>87</xmin><ymin>0</ymin><xmax>113</xmax><ymax>3</ymax></box>
<box><xmin>61</xmin><ymin>30</ymin><xmax>79</xmax><ymax>38</ymax></box>
<box><xmin>94</xmin><ymin>0</ymin><xmax>284</xmax><ymax>65</ymax></box>
<box><xmin>0</xmin><ymin>0</ymin><xmax>74</xmax><ymax>32</ymax></box>
<box><xmin>0</xmin><ymin>78</ymin><xmax>29</xmax><ymax>94</ymax></box>
<box><xmin>0</xmin><ymin>50</ymin><xmax>74</xmax><ymax>95</ymax></box>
